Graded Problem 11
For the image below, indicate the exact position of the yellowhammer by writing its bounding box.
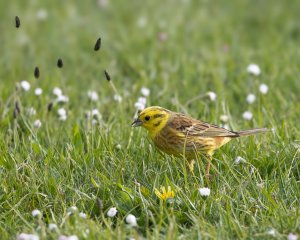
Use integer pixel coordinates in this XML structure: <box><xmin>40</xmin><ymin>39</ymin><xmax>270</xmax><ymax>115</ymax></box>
<box><xmin>131</xmin><ymin>106</ymin><xmax>268</xmax><ymax>176</ymax></box>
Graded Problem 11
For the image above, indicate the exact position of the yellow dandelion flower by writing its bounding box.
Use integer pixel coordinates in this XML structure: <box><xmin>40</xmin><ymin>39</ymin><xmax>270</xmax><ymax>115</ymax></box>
<box><xmin>154</xmin><ymin>186</ymin><xmax>175</xmax><ymax>201</ymax></box>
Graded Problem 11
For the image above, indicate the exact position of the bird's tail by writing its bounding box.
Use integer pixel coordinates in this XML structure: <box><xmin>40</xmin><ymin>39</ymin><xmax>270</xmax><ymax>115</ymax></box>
<box><xmin>237</xmin><ymin>128</ymin><xmax>269</xmax><ymax>136</ymax></box>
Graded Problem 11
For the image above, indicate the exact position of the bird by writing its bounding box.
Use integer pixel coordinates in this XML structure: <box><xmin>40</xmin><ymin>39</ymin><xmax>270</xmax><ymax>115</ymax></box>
<box><xmin>131</xmin><ymin>106</ymin><xmax>268</xmax><ymax>176</ymax></box>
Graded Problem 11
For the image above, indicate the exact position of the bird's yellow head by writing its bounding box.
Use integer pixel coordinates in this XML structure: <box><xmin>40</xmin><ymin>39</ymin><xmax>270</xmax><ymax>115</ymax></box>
<box><xmin>131</xmin><ymin>106</ymin><xmax>171</xmax><ymax>138</ymax></box>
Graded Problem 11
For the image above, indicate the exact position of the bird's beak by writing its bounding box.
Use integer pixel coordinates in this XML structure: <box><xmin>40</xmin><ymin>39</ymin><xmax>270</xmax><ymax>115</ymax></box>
<box><xmin>131</xmin><ymin>118</ymin><xmax>143</xmax><ymax>127</ymax></box>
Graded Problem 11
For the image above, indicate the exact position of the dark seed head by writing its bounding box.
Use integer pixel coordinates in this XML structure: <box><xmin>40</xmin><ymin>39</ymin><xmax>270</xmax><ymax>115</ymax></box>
<box><xmin>34</xmin><ymin>67</ymin><xmax>40</xmax><ymax>79</ymax></box>
<box><xmin>57</xmin><ymin>58</ymin><xmax>63</xmax><ymax>68</ymax></box>
<box><xmin>15</xmin><ymin>16</ymin><xmax>20</xmax><ymax>28</ymax></box>
<box><xmin>15</xmin><ymin>101</ymin><xmax>21</xmax><ymax>114</ymax></box>
<box><xmin>104</xmin><ymin>70</ymin><xmax>111</xmax><ymax>81</ymax></box>
<box><xmin>47</xmin><ymin>102</ymin><xmax>53</xmax><ymax>112</ymax></box>
<box><xmin>94</xmin><ymin>38</ymin><xmax>101</xmax><ymax>51</ymax></box>
<box><xmin>13</xmin><ymin>109</ymin><xmax>18</xmax><ymax>119</ymax></box>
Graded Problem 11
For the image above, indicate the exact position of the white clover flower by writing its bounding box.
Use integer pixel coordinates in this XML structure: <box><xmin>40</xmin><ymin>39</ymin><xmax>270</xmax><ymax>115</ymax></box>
<box><xmin>17</xmin><ymin>233</ymin><xmax>39</xmax><ymax>240</ymax></box>
<box><xmin>126</xmin><ymin>214</ymin><xmax>137</xmax><ymax>226</ymax></box>
<box><xmin>222</xmin><ymin>124</ymin><xmax>230</xmax><ymax>130</ymax></box>
<box><xmin>92</xmin><ymin>109</ymin><xmax>100</xmax><ymax>117</ymax></box>
<box><xmin>134</xmin><ymin>102</ymin><xmax>145</xmax><ymax>111</ymax></box>
<box><xmin>56</xmin><ymin>95</ymin><xmax>69</xmax><ymax>103</ymax></box>
<box><xmin>69</xmin><ymin>206</ymin><xmax>78</xmax><ymax>212</ymax></box>
<box><xmin>116</xmin><ymin>144</ymin><xmax>122</xmax><ymax>150</ymax></box>
<box><xmin>288</xmin><ymin>233</ymin><xmax>298</xmax><ymax>240</ymax></box>
<box><xmin>88</xmin><ymin>90</ymin><xmax>98</xmax><ymax>101</ymax></box>
<box><xmin>107</xmin><ymin>207</ymin><xmax>118</xmax><ymax>218</ymax></box>
<box><xmin>246</xmin><ymin>94</ymin><xmax>256</xmax><ymax>104</ymax></box>
<box><xmin>57</xmin><ymin>108</ymin><xmax>66</xmax><ymax>117</ymax></box>
<box><xmin>141</xmin><ymin>87</ymin><xmax>150</xmax><ymax>97</ymax></box>
<box><xmin>137</xmin><ymin>97</ymin><xmax>147</xmax><ymax>105</ymax></box>
<box><xmin>113</xmin><ymin>94</ymin><xmax>122</xmax><ymax>103</ymax></box>
<box><xmin>36</xmin><ymin>9</ymin><xmax>48</xmax><ymax>20</ymax></box>
<box><xmin>267</xmin><ymin>228</ymin><xmax>276</xmax><ymax>236</ymax></box>
<box><xmin>33</xmin><ymin>119</ymin><xmax>42</xmax><ymax>128</ymax></box>
<box><xmin>247</xmin><ymin>63</ymin><xmax>261</xmax><ymax>76</ymax></box>
<box><xmin>220</xmin><ymin>115</ymin><xmax>229</xmax><ymax>122</ymax></box>
<box><xmin>48</xmin><ymin>223</ymin><xmax>58</xmax><ymax>231</ymax></box>
<box><xmin>207</xmin><ymin>91</ymin><xmax>217</xmax><ymax>101</ymax></box>
<box><xmin>27</xmin><ymin>107</ymin><xmax>36</xmax><ymax>116</ymax></box>
<box><xmin>53</xmin><ymin>87</ymin><xmax>63</xmax><ymax>96</ymax></box>
<box><xmin>79</xmin><ymin>212</ymin><xmax>87</xmax><ymax>218</ymax></box>
<box><xmin>137</xmin><ymin>17</ymin><xmax>147</xmax><ymax>28</ymax></box>
<box><xmin>31</xmin><ymin>209</ymin><xmax>41</xmax><ymax>217</ymax></box>
<box><xmin>242</xmin><ymin>111</ymin><xmax>253</xmax><ymax>120</ymax></box>
<box><xmin>259</xmin><ymin>83</ymin><xmax>269</xmax><ymax>94</ymax></box>
<box><xmin>59</xmin><ymin>115</ymin><xmax>67</xmax><ymax>121</ymax></box>
<box><xmin>20</xmin><ymin>80</ymin><xmax>31</xmax><ymax>91</ymax></box>
<box><xmin>34</xmin><ymin>88</ymin><xmax>43</xmax><ymax>96</ymax></box>
<box><xmin>234</xmin><ymin>156</ymin><xmax>246</xmax><ymax>164</ymax></box>
<box><xmin>67</xmin><ymin>236</ymin><xmax>79</xmax><ymax>240</ymax></box>
<box><xmin>199</xmin><ymin>187</ymin><xmax>211</xmax><ymax>196</ymax></box>
<box><xmin>92</xmin><ymin>119</ymin><xmax>98</xmax><ymax>125</ymax></box>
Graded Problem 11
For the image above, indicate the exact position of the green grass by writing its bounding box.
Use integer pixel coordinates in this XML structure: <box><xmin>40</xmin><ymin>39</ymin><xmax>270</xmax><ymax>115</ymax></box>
<box><xmin>0</xmin><ymin>0</ymin><xmax>299</xmax><ymax>239</ymax></box>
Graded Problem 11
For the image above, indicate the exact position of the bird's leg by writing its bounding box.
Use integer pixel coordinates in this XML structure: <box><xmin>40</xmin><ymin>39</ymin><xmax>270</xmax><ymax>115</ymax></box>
<box><xmin>205</xmin><ymin>153</ymin><xmax>213</xmax><ymax>180</ymax></box>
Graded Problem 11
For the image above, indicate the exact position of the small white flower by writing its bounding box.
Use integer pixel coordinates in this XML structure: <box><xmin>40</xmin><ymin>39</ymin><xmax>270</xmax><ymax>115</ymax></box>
<box><xmin>107</xmin><ymin>207</ymin><xmax>118</xmax><ymax>218</ymax></box>
<box><xmin>79</xmin><ymin>212</ymin><xmax>87</xmax><ymax>218</ymax></box>
<box><xmin>59</xmin><ymin>115</ymin><xmax>67</xmax><ymax>121</ymax></box>
<box><xmin>88</xmin><ymin>90</ymin><xmax>98</xmax><ymax>101</ymax></box>
<box><xmin>48</xmin><ymin>223</ymin><xmax>58</xmax><ymax>231</ymax></box>
<box><xmin>68</xmin><ymin>236</ymin><xmax>79</xmax><ymax>240</ymax></box>
<box><xmin>57</xmin><ymin>108</ymin><xmax>66</xmax><ymax>117</ymax></box>
<box><xmin>220</xmin><ymin>115</ymin><xmax>229</xmax><ymax>122</ymax></box>
<box><xmin>199</xmin><ymin>187</ymin><xmax>211</xmax><ymax>196</ymax></box>
<box><xmin>92</xmin><ymin>109</ymin><xmax>100</xmax><ymax>117</ymax></box>
<box><xmin>20</xmin><ymin>81</ymin><xmax>31</xmax><ymax>91</ymax></box>
<box><xmin>288</xmin><ymin>233</ymin><xmax>298</xmax><ymax>240</ymax></box>
<box><xmin>222</xmin><ymin>124</ymin><xmax>230</xmax><ymax>130</ymax></box>
<box><xmin>134</xmin><ymin>102</ymin><xmax>145</xmax><ymax>110</ymax></box>
<box><xmin>56</xmin><ymin>95</ymin><xmax>69</xmax><ymax>103</ymax></box>
<box><xmin>246</xmin><ymin>94</ymin><xmax>256</xmax><ymax>104</ymax></box>
<box><xmin>69</xmin><ymin>206</ymin><xmax>78</xmax><ymax>212</ymax></box>
<box><xmin>92</xmin><ymin>119</ymin><xmax>98</xmax><ymax>125</ymax></box>
<box><xmin>259</xmin><ymin>83</ymin><xmax>269</xmax><ymax>94</ymax></box>
<box><xmin>141</xmin><ymin>87</ymin><xmax>150</xmax><ymax>97</ymax></box>
<box><xmin>27</xmin><ymin>107</ymin><xmax>36</xmax><ymax>116</ymax></box>
<box><xmin>33</xmin><ymin>119</ymin><xmax>42</xmax><ymax>128</ymax></box>
<box><xmin>116</xmin><ymin>144</ymin><xmax>122</xmax><ymax>150</ymax></box>
<box><xmin>267</xmin><ymin>228</ymin><xmax>276</xmax><ymax>236</ymax></box>
<box><xmin>53</xmin><ymin>87</ymin><xmax>63</xmax><ymax>96</ymax></box>
<box><xmin>36</xmin><ymin>9</ymin><xmax>48</xmax><ymax>20</ymax></box>
<box><xmin>234</xmin><ymin>156</ymin><xmax>246</xmax><ymax>164</ymax></box>
<box><xmin>113</xmin><ymin>94</ymin><xmax>122</xmax><ymax>103</ymax></box>
<box><xmin>137</xmin><ymin>17</ymin><xmax>147</xmax><ymax>28</ymax></box>
<box><xmin>126</xmin><ymin>214</ymin><xmax>137</xmax><ymax>226</ymax></box>
<box><xmin>17</xmin><ymin>233</ymin><xmax>39</xmax><ymax>240</ymax></box>
<box><xmin>34</xmin><ymin>88</ymin><xmax>43</xmax><ymax>96</ymax></box>
<box><xmin>31</xmin><ymin>209</ymin><xmax>41</xmax><ymax>217</ymax></box>
<box><xmin>242</xmin><ymin>111</ymin><xmax>253</xmax><ymax>120</ymax></box>
<box><xmin>247</xmin><ymin>63</ymin><xmax>261</xmax><ymax>76</ymax></box>
<box><xmin>137</xmin><ymin>97</ymin><xmax>147</xmax><ymax>105</ymax></box>
<box><xmin>207</xmin><ymin>91</ymin><xmax>217</xmax><ymax>101</ymax></box>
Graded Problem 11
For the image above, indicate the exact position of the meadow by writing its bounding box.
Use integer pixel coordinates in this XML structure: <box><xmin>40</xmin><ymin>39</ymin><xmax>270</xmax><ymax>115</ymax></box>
<box><xmin>0</xmin><ymin>0</ymin><xmax>299</xmax><ymax>239</ymax></box>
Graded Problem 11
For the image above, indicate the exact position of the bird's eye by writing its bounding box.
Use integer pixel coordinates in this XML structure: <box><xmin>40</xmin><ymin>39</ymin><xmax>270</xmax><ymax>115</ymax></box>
<box><xmin>145</xmin><ymin>116</ymin><xmax>150</xmax><ymax>121</ymax></box>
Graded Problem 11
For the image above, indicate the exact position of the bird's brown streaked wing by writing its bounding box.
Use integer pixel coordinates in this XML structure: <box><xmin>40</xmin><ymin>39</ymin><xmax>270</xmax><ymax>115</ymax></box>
<box><xmin>169</xmin><ymin>113</ymin><xmax>239</xmax><ymax>138</ymax></box>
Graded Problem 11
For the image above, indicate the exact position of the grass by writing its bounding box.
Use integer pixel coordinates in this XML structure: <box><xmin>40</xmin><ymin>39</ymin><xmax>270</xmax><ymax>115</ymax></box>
<box><xmin>0</xmin><ymin>0</ymin><xmax>299</xmax><ymax>239</ymax></box>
